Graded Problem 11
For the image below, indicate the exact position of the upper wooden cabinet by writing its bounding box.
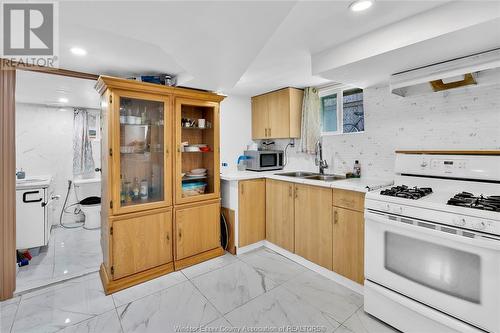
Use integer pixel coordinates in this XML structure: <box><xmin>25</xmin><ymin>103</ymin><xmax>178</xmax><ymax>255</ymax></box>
<box><xmin>238</xmin><ymin>179</ymin><xmax>266</xmax><ymax>247</ymax></box>
<box><xmin>251</xmin><ymin>88</ymin><xmax>303</xmax><ymax>139</ymax></box>
<box><xmin>266</xmin><ymin>179</ymin><xmax>294</xmax><ymax>252</ymax></box>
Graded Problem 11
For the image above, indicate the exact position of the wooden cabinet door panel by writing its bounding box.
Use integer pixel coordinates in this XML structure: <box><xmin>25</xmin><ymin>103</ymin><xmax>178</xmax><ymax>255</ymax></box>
<box><xmin>239</xmin><ymin>179</ymin><xmax>266</xmax><ymax>247</ymax></box>
<box><xmin>112</xmin><ymin>209</ymin><xmax>173</xmax><ymax>279</ymax></box>
<box><xmin>251</xmin><ymin>95</ymin><xmax>268</xmax><ymax>139</ymax></box>
<box><xmin>332</xmin><ymin>207</ymin><xmax>364</xmax><ymax>284</ymax></box>
<box><xmin>294</xmin><ymin>185</ymin><xmax>333</xmax><ymax>270</ymax></box>
<box><xmin>175</xmin><ymin>201</ymin><xmax>220</xmax><ymax>260</ymax></box>
<box><xmin>267</xmin><ymin>89</ymin><xmax>290</xmax><ymax>138</ymax></box>
<box><xmin>266</xmin><ymin>180</ymin><xmax>294</xmax><ymax>252</ymax></box>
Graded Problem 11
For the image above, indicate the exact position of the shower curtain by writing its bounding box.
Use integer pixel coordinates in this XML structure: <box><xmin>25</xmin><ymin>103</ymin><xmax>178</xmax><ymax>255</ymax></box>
<box><xmin>73</xmin><ymin>108</ymin><xmax>95</xmax><ymax>178</ymax></box>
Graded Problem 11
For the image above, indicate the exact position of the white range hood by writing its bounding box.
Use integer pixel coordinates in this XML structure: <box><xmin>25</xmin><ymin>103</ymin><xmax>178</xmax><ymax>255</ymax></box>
<box><xmin>390</xmin><ymin>48</ymin><xmax>500</xmax><ymax>97</ymax></box>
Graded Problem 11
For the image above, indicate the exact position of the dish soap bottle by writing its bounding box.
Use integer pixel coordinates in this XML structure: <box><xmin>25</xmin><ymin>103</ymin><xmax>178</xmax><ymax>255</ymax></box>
<box><xmin>353</xmin><ymin>160</ymin><xmax>361</xmax><ymax>178</ymax></box>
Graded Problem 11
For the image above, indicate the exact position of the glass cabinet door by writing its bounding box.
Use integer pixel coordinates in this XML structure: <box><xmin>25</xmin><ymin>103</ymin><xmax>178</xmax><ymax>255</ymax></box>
<box><xmin>113</xmin><ymin>92</ymin><xmax>171</xmax><ymax>214</ymax></box>
<box><xmin>175</xmin><ymin>98</ymin><xmax>220</xmax><ymax>204</ymax></box>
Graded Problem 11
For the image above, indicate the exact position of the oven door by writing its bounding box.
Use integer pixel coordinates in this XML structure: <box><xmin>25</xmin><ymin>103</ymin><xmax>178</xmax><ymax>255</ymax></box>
<box><xmin>365</xmin><ymin>210</ymin><xmax>500</xmax><ymax>333</ymax></box>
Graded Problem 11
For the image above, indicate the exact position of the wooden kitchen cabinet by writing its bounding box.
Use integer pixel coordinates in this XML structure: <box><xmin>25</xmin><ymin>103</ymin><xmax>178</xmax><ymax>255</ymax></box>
<box><xmin>294</xmin><ymin>184</ymin><xmax>333</xmax><ymax>270</ymax></box>
<box><xmin>97</xmin><ymin>76</ymin><xmax>225</xmax><ymax>294</ymax></box>
<box><xmin>251</xmin><ymin>87</ymin><xmax>303</xmax><ymax>139</ymax></box>
<box><xmin>174</xmin><ymin>200</ymin><xmax>222</xmax><ymax>265</ymax></box>
<box><xmin>332</xmin><ymin>206</ymin><xmax>364</xmax><ymax>284</ymax></box>
<box><xmin>110</xmin><ymin>208</ymin><xmax>173</xmax><ymax>280</ymax></box>
<box><xmin>266</xmin><ymin>180</ymin><xmax>294</xmax><ymax>252</ymax></box>
<box><xmin>238</xmin><ymin>179</ymin><xmax>266</xmax><ymax>247</ymax></box>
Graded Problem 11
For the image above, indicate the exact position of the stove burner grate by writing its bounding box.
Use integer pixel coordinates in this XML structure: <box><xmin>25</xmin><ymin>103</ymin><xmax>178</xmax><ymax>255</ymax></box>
<box><xmin>380</xmin><ymin>185</ymin><xmax>433</xmax><ymax>200</ymax></box>
<box><xmin>447</xmin><ymin>192</ymin><xmax>500</xmax><ymax>212</ymax></box>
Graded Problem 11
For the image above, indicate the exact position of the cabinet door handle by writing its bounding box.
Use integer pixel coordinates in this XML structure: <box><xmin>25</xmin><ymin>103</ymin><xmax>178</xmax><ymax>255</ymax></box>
<box><xmin>178</xmin><ymin>230</ymin><xmax>182</xmax><ymax>239</ymax></box>
<box><xmin>295</xmin><ymin>187</ymin><xmax>298</xmax><ymax>199</ymax></box>
<box><xmin>334</xmin><ymin>210</ymin><xmax>338</xmax><ymax>224</ymax></box>
<box><xmin>288</xmin><ymin>185</ymin><xmax>292</xmax><ymax>197</ymax></box>
<box><xmin>166</xmin><ymin>233</ymin><xmax>170</xmax><ymax>242</ymax></box>
<box><xmin>241</xmin><ymin>184</ymin><xmax>244</xmax><ymax>195</ymax></box>
<box><xmin>177</xmin><ymin>145</ymin><xmax>181</xmax><ymax>153</ymax></box>
<box><xmin>269</xmin><ymin>128</ymin><xmax>271</xmax><ymax>137</ymax></box>
<box><xmin>165</xmin><ymin>148</ymin><xmax>169</xmax><ymax>155</ymax></box>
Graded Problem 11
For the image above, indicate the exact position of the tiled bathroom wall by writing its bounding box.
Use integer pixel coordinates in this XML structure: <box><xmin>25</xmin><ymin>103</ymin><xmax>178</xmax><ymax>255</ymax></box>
<box><xmin>279</xmin><ymin>82</ymin><xmax>500</xmax><ymax>179</ymax></box>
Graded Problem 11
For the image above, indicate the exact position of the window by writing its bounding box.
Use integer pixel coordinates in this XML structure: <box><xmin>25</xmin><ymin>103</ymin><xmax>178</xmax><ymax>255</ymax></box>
<box><xmin>320</xmin><ymin>86</ymin><xmax>364</xmax><ymax>135</ymax></box>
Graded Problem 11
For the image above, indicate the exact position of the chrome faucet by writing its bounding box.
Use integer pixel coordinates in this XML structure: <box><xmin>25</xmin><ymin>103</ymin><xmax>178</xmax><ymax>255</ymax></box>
<box><xmin>315</xmin><ymin>140</ymin><xmax>328</xmax><ymax>174</ymax></box>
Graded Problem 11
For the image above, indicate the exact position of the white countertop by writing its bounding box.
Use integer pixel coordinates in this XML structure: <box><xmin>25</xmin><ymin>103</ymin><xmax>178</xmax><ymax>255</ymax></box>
<box><xmin>221</xmin><ymin>170</ymin><xmax>393</xmax><ymax>193</ymax></box>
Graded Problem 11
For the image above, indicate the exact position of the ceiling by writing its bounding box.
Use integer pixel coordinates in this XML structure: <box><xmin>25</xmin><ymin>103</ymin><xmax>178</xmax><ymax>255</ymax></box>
<box><xmin>48</xmin><ymin>1</ymin><xmax>500</xmax><ymax>96</ymax></box>
<box><xmin>15</xmin><ymin>70</ymin><xmax>100</xmax><ymax>109</ymax></box>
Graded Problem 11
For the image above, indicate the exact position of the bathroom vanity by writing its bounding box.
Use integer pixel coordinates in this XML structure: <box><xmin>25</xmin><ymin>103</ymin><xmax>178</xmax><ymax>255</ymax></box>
<box><xmin>96</xmin><ymin>76</ymin><xmax>225</xmax><ymax>294</ymax></box>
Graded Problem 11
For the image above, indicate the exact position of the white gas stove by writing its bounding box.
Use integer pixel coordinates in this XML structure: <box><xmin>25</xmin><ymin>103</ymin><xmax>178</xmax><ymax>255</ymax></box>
<box><xmin>364</xmin><ymin>152</ymin><xmax>500</xmax><ymax>333</ymax></box>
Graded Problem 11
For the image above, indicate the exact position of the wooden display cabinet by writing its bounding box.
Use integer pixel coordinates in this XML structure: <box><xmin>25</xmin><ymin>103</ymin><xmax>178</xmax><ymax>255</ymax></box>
<box><xmin>175</xmin><ymin>98</ymin><xmax>220</xmax><ymax>205</ymax></box>
<box><xmin>96</xmin><ymin>76</ymin><xmax>225</xmax><ymax>294</ymax></box>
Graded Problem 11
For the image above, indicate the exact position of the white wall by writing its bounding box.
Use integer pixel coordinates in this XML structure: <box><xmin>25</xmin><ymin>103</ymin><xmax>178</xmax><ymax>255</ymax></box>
<box><xmin>220</xmin><ymin>95</ymin><xmax>252</xmax><ymax>173</ymax></box>
<box><xmin>16</xmin><ymin>103</ymin><xmax>101</xmax><ymax>225</ymax></box>
<box><xmin>277</xmin><ymin>82</ymin><xmax>500</xmax><ymax>179</ymax></box>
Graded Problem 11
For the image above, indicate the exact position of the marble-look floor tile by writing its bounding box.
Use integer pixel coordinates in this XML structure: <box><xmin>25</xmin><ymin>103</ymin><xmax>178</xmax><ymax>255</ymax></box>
<box><xmin>238</xmin><ymin>248</ymin><xmax>307</xmax><ymax>284</ymax></box>
<box><xmin>1</xmin><ymin>296</ymin><xmax>20</xmax><ymax>333</ymax></box>
<box><xmin>117</xmin><ymin>281</ymin><xmax>219</xmax><ymax>333</ymax></box>
<box><xmin>205</xmin><ymin>317</ymin><xmax>232</xmax><ymax>329</ymax></box>
<box><xmin>16</xmin><ymin>263</ymin><xmax>55</xmax><ymax>292</ymax></box>
<box><xmin>342</xmin><ymin>308</ymin><xmax>398</xmax><ymax>333</ymax></box>
<box><xmin>112</xmin><ymin>271</ymin><xmax>187</xmax><ymax>307</ymax></box>
<box><xmin>181</xmin><ymin>253</ymin><xmax>238</xmax><ymax>279</ymax></box>
<box><xmin>11</xmin><ymin>275</ymin><xmax>114</xmax><ymax>333</ymax></box>
<box><xmin>191</xmin><ymin>260</ymin><xmax>278</xmax><ymax>314</ymax></box>
<box><xmin>58</xmin><ymin>309</ymin><xmax>122</xmax><ymax>333</ymax></box>
<box><xmin>283</xmin><ymin>270</ymin><xmax>363</xmax><ymax>323</ymax></box>
<box><xmin>225</xmin><ymin>286</ymin><xmax>340</xmax><ymax>332</ymax></box>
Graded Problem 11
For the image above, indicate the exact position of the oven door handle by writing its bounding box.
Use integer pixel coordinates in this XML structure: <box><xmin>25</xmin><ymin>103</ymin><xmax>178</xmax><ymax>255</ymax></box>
<box><xmin>365</xmin><ymin>211</ymin><xmax>500</xmax><ymax>251</ymax></box>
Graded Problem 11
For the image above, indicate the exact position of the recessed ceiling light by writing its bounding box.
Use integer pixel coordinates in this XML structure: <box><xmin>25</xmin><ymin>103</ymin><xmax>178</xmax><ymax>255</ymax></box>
<box><xmin>70</xmin><ymin>47</ymin><xmax>87</xmax><ymax>56</ymax></box>
<box><xmin>58</xmin><ymin>97</ymin><xmax>69</xmax><ymax>103</ymax></box>
<box><xmin>349</xmin><ymin>0</ymin><xmax>373</xmax><ymax>12</ymax></box>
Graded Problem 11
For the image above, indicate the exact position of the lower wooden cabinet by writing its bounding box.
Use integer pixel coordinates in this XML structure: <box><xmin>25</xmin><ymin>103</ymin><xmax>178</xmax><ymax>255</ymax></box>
<box><xmin>175</xmin><ymin>201</ymin><xmax>221</xmax><ymax>260</ymax></box>
<box><xmin>110</xmin><ymin>208</ymin><xmax>173</xmax><ymax>280</ymax></box>
<box><xmin>332</xmin><ymin>206</ymin><xmax>365</xmax><ymax>284</ymax></box>
<box><xmin>238</xmin><ymin>179</ymin><xmax>266</xmax><ymax>247</ymax></box>
<box><xmin>294</xmin><ymin>184</ymin><xmax>333</xmax><ymax>270</ymax></box>
<box><xmin>266</xmin><ymin>180</ymin><xmax>294</xmax><ymax>252</ymax></box>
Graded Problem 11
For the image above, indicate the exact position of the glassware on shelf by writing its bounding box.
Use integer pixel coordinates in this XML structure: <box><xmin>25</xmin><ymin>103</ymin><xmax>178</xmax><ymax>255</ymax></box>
<box><xmin>140</xmin><ymin>179</ymin><xmax>148</xmax><ymax>201</ymax></box>
<box><xmin>132</xmin><ymin>177</ymin><xmax>140</xmax><ymax>201</ymax></box>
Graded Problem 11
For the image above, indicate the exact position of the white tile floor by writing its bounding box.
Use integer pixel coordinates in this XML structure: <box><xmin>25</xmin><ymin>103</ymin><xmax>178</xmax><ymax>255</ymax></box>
<box><xmin>2</xmin><ymin>247</ymin><xmax>399</xmax><ymax>333</ymax></box>
<box><xmin>15</xmin><ymin>226</ymin><xmax>102</xmax><ymax>294</ymax></box>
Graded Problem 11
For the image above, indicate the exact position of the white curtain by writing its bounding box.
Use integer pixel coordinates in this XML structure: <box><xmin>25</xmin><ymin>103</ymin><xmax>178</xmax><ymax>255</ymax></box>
<box><xmin>73</xmin><ymin>109</ymin><xmax>95</xmax><ymax>177</ymax></box>
<box><xmin>299</xmin><ymin>87</ymin><xmax>321</xmax><ymax>154</ymax></box>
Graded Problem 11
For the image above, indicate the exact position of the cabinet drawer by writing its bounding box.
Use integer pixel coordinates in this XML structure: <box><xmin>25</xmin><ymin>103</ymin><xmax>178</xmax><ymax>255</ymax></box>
<box><xmin>332</xmin><ymin>188</ymin><xmax>365</xmax><ymax>212</ymax></box>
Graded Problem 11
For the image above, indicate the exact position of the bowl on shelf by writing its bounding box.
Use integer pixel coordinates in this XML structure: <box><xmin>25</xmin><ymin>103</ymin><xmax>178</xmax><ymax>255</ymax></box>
<box><xmin>184</xmin><ymin>146</ymin><xmax>200</xmax><ymax>152</ymax></box>
<box><xmin>190</xmin><ymin>168</ymin><xmax>207</xmax><ymax>175</ymax></box>
<box><xmin>199</xmin><ymin>146</ymin><xmax>211</xmax><ymax>152</ymax></box>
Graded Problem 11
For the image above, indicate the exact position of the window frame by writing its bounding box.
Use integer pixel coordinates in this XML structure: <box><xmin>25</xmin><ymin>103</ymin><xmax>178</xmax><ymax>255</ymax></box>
<box><xmin>319</xmin><ymin>84</ymin><xmax>364</xmax><ymax>136</ymax></box>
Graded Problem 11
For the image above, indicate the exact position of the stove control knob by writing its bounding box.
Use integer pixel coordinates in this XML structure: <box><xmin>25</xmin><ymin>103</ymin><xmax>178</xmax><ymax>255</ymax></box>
<box><xmin>475</xmin><ymin>221</ymin><xmax>486</xmax><ymax>231</ymax></box>
<box><xmin>385</xmin><ymin>204</ymin><xmax>390</xmax><ymax>211</ymax></box>
<box><xmin>455</xmin><ymin>218</ymin><xmax>466</xmax><ymax>227</ymax></box>
<box><xmin>420</xmin><ymin>161</ymin><xmax>428</xmax><ymax>168</ymax></box>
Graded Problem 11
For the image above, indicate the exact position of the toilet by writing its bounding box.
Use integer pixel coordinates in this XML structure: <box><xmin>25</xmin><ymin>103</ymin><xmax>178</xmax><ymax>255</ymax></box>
<box><xmin>73</xmin><ymin>177</ymin><xmax>101</xmax><ymax>229</ymax></box>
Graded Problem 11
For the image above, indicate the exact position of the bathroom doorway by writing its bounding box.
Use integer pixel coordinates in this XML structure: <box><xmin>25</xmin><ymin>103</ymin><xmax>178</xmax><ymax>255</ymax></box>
<box><xmin>14</xmin><ymin>70</ymin><xmax>103</xmax><ymax>294</ymax></box>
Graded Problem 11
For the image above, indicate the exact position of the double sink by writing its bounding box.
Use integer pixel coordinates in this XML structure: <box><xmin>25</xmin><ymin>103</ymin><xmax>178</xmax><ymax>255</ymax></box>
<box><xmin>275</xmin><ymin>171</ymin><xmax>346</xmax><ymax>182</ymax></box>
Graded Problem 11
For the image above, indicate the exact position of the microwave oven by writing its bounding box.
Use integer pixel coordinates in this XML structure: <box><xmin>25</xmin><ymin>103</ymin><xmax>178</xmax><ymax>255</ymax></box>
<box><xmin>244</xmin><ymin>150</ymin><xmax>284</xmax><ymax>171</ymax></box>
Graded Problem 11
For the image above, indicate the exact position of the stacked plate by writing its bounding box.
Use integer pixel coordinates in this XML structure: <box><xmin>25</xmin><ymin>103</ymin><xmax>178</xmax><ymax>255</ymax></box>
<box><xmin>184</xmin><ymin>168</ymin><xmax>207</xmax><ymax>179</ymax></box>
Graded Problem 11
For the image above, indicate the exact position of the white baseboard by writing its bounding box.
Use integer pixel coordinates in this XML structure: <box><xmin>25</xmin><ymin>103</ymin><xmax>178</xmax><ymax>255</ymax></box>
<box><xmin>239</xmin><ymin>240</ymin><xmax>364</xmax><ymax>295</ymax></box>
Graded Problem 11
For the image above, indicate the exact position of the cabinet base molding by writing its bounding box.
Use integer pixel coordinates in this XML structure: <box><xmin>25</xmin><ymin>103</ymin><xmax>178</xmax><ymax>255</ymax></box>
<box><xmin>262</xmin><ymin>241</ymin><xmax>364</xmax><ymax>295</ymax></box>
<box><xmin>236</xmin><ymin>240</ymin><xmax>266</xmax><ymax>255</ymax></box>
<box><xmin>99</xmin><ymin>262</ymin><xmax>174</xmax><ymax>295</ymax></box>
<box><xmin>174</xmin><ymin>246</ymin><xmax>224</xmax><ymax>270</ymax></box>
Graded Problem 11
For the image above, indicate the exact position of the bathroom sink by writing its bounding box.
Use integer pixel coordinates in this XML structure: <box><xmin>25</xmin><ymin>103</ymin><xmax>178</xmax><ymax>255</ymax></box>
<box><xmin>275</xmin><ymin>171</ymin><xmax>316</xmax><ymax>178</ymax></box>
<box><xmin>16</xmin><ymin>178</ymin><xmax>47</xmax><ymax>184</ymax></box>
<box><xmin>304</xmin><ymin>174</ymin><xmax>346</xmax><ymax>182</ymax></box>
